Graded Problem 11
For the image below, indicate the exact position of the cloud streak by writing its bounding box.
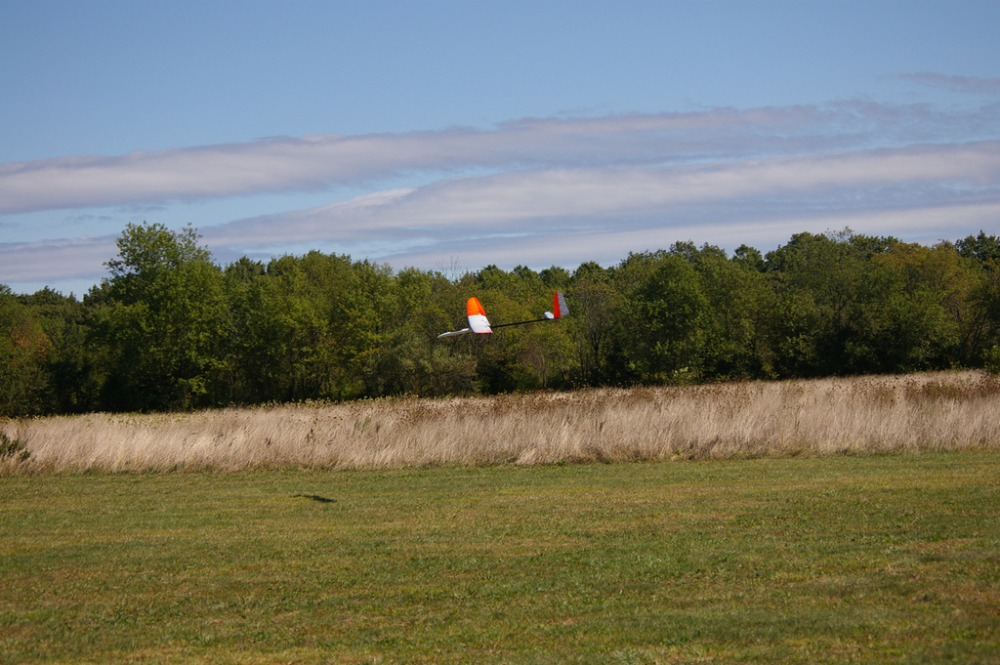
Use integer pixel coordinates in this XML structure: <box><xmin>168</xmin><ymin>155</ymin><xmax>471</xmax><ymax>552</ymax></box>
<box><xmin>3</xmin><ymin>89</ymin><xmax>1000</xmax><ymax>290</ymax></box>
<box><xmin>204</xmin><ymin>140</ymin><xmax>1000</xmax><ymax>244</ymax></box>
<box><xmin>2</xmin><ymin>100</ymin><xmax>998</xmax><ymax>215</ymax></box>
<box><xmin>0</xmin><ymin>235</ymin><xmax>118</xmax><ymax>283</ymax></box>
<box><xmin>372</xmin><ymin>199</ymin><xmax>1000</xmax><ymax>272</ymax></box>
<box><xmin>3</xmin><ymin>139</ymin><xmax>999</xmax><ymax>283</ymax></box>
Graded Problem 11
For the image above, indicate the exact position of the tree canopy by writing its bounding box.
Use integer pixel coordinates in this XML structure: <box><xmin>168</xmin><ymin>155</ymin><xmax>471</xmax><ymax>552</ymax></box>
<box><xmin>3</xmin><ymin>223</ymin><xmax>1000</xmax><ymax>416</ymax></box>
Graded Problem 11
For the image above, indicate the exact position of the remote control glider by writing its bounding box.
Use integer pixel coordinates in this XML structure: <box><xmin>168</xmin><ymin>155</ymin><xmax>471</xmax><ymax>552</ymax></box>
<box><xmin>437</xmin><ymin>291</ymin><xmax>569</xmax><ymax>339</ymax></box>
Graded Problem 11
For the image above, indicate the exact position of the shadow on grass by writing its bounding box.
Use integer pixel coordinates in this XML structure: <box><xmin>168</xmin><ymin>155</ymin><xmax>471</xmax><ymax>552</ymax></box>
<box><xmin>291</xmin><ymin>493</ymin><xmax>337</xmax><ymax>503</ymax></box>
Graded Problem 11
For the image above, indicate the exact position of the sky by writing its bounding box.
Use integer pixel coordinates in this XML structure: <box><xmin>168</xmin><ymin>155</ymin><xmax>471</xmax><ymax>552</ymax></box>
<box><xmin>2</xmin><ymin>1</ymin><xmax>999</xmax><ymax>297</ymax></box>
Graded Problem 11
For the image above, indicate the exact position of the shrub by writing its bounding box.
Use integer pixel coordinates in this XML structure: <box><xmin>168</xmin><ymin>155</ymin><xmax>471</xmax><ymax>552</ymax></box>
<box><xmin>0</xmin><ymin>431</ymin><xmax>30</xmax><ymax>462</ymax></box>
<box><xmin>985</xmin><ymin>346</ymin><xmax>1000</xmax><ymax>375</ymax></box>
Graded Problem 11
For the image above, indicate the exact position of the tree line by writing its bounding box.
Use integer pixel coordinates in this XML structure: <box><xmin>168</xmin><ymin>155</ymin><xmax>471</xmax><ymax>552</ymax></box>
<box><xmin>3</xmin><ymin>223</ymin><xmax>1000</xmax><ymax>416</ymax></box>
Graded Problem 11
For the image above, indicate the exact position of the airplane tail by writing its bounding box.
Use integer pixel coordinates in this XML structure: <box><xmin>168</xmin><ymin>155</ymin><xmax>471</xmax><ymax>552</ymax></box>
<box><xmin>553</xmin><ymin>291</ymin><xmax>568</xmax><ymax>318</ymax></box>
<box><xmin>544</xmin><ymin>291</ymin><xmax>569</xmax><ymax>319</ymax></box>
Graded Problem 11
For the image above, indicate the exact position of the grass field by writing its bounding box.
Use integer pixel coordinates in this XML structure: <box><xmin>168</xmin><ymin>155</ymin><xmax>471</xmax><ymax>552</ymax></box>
<box><xmin>2</xmin><ymin>452</ymin><xmax>998</xmax><ymax>663</ymax></box>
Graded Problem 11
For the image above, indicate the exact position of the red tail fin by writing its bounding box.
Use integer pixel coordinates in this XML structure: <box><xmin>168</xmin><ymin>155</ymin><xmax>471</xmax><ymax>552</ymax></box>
<box><xmin>552</xmin><ymin>291</ymin><xmax>569</xmax><ymax>318</ymax></box>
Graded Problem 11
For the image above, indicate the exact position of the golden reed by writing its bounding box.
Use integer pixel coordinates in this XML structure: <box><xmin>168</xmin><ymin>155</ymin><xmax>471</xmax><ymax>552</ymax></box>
<box><xmin>3</xmin><ymin>371</ymin><xmax>999</xmax><ymax>474</ymax></box>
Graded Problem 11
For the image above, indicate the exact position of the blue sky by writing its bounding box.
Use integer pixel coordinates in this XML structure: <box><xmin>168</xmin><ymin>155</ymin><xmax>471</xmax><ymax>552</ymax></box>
<box><xmin>2</xmin><ymin>1</ymin><xmax>999</xmax><ymax>296</ymax></box>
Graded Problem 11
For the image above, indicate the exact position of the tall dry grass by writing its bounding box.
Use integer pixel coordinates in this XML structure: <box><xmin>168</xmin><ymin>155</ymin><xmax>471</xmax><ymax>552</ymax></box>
<box><xmin>3</xmin><ymin>371</ymin><xmax>999</xmax><ymax>475</ymax></box>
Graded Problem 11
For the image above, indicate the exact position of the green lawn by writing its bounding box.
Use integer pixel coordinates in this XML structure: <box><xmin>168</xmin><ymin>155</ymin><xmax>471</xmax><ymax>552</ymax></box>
<box><xmin>2</xmin><ymin>453</ymin><xmax>998</xmax><ymax>664</ymax></box>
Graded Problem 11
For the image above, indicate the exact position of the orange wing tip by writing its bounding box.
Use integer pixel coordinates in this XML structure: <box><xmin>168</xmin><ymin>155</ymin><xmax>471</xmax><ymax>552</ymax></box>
<box><xmin>466</xmin><ymin>297</ymin><xmax>492</xmax><ymax>333</ymax></box>
<box><xmin>467</xmin><ymin>297</ymin><xmax>487</xmax><ymax>317</ymax></box>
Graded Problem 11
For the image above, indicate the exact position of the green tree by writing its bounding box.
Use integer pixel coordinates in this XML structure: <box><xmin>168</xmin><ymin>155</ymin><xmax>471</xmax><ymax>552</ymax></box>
<box><xmin>96</xmin><ymin>223</ymin><xmax>229</xmax><ymax>411</ymax></box>
<box><xmin>0</xmin><ymin>286</ymin><xmax>53</xmax><ymax>416</ymax></box>
<box><xmin>365</xmin><ymin>267</ymin><xmax>478</xmax><ymax>397</ymax></box>
<box><xmin>695</xmin><ymin>251</ymin><xmax>770</xmax><ymax>379</ymax></box>
<box><xmin>764</xmin><ymin>231</ymin><xmax>873</xmax><ymax>375</ymax></box>
<box><xmin>732</xmin><ymin>244</ymin><xmax>766</xmax><ymax>272</ymax></box>
<box><xmin>254</xmin><ymin>252</ymin><xmax>366</xmax><ymax>402</ymax></box>
<box><xmin>956</xmin><ymin>231</ymin><xmax>1000</xmax><ymax>266</ymax></box>
<box><xmin>221</xmin><ymin>257</ymin><xmax>287</xmax><ymax>403</ymax></box>
<box><xmin>18</xmin><ymin>288</ymin><xmax>101</xmax><ymax>413</ymax></box>
<box><xmin>621</xmin><ymin>253</ymin><xmax>707</xmax><ymax>383</ymax></box>
<box><xmin>567</xmin><ymin>265</ymin><xmax>619</xmax><ymax>386</ymax></box>
<box><xmin>868</xmin><ymin>243</ymin><xmax>967</xmax><ymax>370</ymax></box>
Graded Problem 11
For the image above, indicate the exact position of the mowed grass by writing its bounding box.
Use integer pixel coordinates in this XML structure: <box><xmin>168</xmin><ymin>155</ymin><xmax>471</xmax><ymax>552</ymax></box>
<box><xmin>1</xmin><ymin>453</ymin><xmax>999</xmax><ymax>664</ymax></box>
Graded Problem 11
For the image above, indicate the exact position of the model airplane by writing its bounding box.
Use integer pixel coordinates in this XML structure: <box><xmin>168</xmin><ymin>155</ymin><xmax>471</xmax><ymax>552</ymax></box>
<box><xmin>438</xmin><ymin>291</ymin><xmax>569</xmax><ymax>339</ymax></box>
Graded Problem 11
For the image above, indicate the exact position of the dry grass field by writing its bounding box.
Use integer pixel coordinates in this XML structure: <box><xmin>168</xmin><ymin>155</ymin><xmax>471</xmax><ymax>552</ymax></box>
<box><xmin>3</xmin><ymin>371</ymin><xmax>999</xmax><ymax>475</ymax></box>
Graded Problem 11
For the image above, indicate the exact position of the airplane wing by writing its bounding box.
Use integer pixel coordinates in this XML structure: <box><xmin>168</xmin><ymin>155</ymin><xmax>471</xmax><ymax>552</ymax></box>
<box><xmin>437</xmin><ymin>297</ymin><xmax>493</xmax><ymax>338</ymax></box>
<box><xmin>436</xmin><ymin>328</ymin><xmax>472</xmax><ymax>338</ymax></box>
<box><xmin>466</xmin><ymin>297</ymin><xmax>492</xmax><ymax>333</ymax></box>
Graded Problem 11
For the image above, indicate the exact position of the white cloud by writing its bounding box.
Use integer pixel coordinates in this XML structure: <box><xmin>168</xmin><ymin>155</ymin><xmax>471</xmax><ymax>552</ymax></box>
<box><xmin>339</xmin><ymin>200</ymin><xmax>1000</xmax><ymax>271</ymax></box>
<box><xmin>4</xmin><ymin>139</ymin><xmax>997</xmax><ymax>284</ymax></box>
<box><xmin>3</xmin><ymin>96</ymin><xmax>1000</xmax><ymax>290</ymax></box>
<box><xmin>2</xmin><ymin>101</ymin><xmax>998</xmax><ymax>215</ymax></box>
<box><xmin>0</xmin><ymin>235</ymin><xmax>117</xmax><ymax>282</ymax></box>
<box><xmin>203</xmin><ymin>140</ymin><xmax>1000</xmax><ymax>243</ymax></box>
